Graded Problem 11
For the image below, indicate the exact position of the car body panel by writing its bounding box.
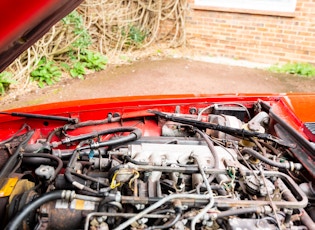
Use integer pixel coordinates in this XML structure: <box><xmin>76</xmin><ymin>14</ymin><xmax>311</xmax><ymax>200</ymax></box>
<box><xmin>0</xmin><ymin>0</ymin><xmax>83</xmax><ymax>72</ymax></box>
<box><xmin>0</xmin><ymin>0</ymin><xmax>314</xmax><ymax>228</ymax></box>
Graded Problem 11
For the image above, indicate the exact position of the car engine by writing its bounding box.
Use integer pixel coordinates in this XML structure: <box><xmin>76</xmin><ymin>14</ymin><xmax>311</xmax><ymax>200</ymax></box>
<box><xmin>0</xmin><ymin>100</ymin><xmax>314</xmax><ymax>230</ymax></box>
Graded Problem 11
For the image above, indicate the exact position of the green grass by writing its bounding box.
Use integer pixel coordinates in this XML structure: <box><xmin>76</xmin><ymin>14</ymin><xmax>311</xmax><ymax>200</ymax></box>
<box><xmin>269</xmin><ymin>62</ymin><xmax>315</xmax><ymax>77</ymax></box>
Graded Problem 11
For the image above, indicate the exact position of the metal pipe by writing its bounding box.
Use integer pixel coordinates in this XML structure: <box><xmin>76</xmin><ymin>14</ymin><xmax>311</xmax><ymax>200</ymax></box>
<box><xmin>120</xmin><ymin>171</ymin><xmax>308</xmax><ymax>209</ymax></box>
<box><xmin>132</xmin><ymin>165</ymin><xmax>226</xmax><ymax>174</ymax></box>
<box><xmin>84</xmin><ymin>212</ymin><xmax>171</xmax><ymax>230</ymax></box>
<box><xmin>241</xmin><ymin>148</ymin><xmax>302</xmax><ymax>171</ymax></box>
<box><xmin>190</xmin><ymin>155</ymin><xmax>215</xmax><ymax>230</ymax></box>
<box><xmin>114</xmin><ymin>193</ymin><xmax>212</xmax><ymax>230</ymax></box>
<box><xmin>276</xmin><ymin>178</ymin><xmax>315</xmax><ymax>229</ymax></box>
<box><xmin>190</xmin><ymin>201</ymin><xmax>215</xmax><ymax>230</ymax></box>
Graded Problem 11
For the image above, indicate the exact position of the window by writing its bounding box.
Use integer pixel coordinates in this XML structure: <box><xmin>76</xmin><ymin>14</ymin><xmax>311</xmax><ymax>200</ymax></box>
<box><xmin>194</xmin><ymin>0</ymin><xmax>297</xmax><ymax>14</ymax></box>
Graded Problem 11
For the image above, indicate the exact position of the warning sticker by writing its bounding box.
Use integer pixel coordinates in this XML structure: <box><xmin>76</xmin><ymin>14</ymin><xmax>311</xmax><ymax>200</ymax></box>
<box><xmin>55</xmin><ymin>199</ymin><xmax>95</xmax><ymax>210</ymax></box>
<box><xmin>70</xmin><ymin>199</ymin><xmax>95</xmax><ymax>210</ymax></box>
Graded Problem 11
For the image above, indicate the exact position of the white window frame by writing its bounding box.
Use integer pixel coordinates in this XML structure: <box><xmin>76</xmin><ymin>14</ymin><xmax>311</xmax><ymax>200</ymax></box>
<box><xmin>194</xmin><ymin>0</ymin><xmax>297</xmax><ymax>13</ymax></box>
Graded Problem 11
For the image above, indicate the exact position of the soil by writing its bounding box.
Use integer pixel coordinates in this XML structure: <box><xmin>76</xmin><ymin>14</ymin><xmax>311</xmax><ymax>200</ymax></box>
<box><xmin>1</xmin><ymin>57</ymin><xmax>315</xmax><ymax>111</ymax></box>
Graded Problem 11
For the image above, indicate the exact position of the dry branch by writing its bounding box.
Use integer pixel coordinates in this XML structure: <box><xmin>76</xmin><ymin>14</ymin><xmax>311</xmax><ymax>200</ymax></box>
<box><xmin>4</xmin><ymin>0</ymin><xmax>187</xmax><ymax>97</ymax></box>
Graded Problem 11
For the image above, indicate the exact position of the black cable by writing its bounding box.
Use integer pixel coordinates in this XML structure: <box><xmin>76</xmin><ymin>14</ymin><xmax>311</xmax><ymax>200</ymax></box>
<box><xmin>124</xmin><ymin>155</ymin><xmax>148</xmax><ymax>165</ymax></box>
<box><xmin>47</xmin><ymin>117</ymin><xmax>122</xmax><ymax>143</ymax></box>
<box><xmin>146</xmin><ymin>213</ymin><xmax>181</xmax><ymax>230</ymax></box>
<box><xmin>4</xmin><ymin>190</ymin><xmax>64</xmax><ymax>230</ymax></box>
<box><xmin>0</xmin><ymin>130</ymin><xmax>35</xmax><ymax>178</ymax></box>
<box><xmin>65</xmin><ymin>116</ymin><xmax>121</xmax><ymax>130</ymax></box>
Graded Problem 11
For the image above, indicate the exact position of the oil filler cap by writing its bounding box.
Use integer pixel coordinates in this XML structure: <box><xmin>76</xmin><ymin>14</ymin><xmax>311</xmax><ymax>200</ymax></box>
<box><xmin>35</xmin><ymin>165</ymin><xmax>55</xmax><ymax>180</ymax></box>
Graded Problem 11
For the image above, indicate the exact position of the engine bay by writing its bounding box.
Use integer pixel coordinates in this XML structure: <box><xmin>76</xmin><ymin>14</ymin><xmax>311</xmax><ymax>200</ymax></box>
<box><xmin>0</xmin><ymin>98</ymin><xmax>314</xmax><ymax>230</ymax></box>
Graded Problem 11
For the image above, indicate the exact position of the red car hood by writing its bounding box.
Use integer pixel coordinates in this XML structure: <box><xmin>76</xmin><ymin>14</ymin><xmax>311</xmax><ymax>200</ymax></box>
<box><xmin>0</xmin><ymin>0</ymin><xmax>83</xmax><ymax>72</ymax></box>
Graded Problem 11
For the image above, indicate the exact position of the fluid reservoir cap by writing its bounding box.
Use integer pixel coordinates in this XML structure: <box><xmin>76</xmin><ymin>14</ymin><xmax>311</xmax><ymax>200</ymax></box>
<box><xmin>248</xmin><ymin>121</ymin><xmax>261</xmax><ymax>131</ymax></box>
<box><xmin>35</xmin><ymin>165</ymin><xmax>55</xmax><ymax>180</ymax></box>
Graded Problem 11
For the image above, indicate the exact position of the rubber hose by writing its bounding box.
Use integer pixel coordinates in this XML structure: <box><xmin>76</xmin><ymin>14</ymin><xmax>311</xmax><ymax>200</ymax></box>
<box><xmin>79</xmin><ymin>128</ymin><xmax>142</xmax><ymax>150</ymax></box>
<box><xmin>147</xmin><ymin>213</ymin><xmax>181</xmax><ymax>230</ymax></box>
<box><xmin>23</xmin><ymin>153</ymin><xmax>63</xmax><ymax>181</ymax></box>
<box><xmin>124</xmin><ymin>155</ymin><xmax>148</xmax><ymax>165</ymax></box>
<box><xmin>216</xmin><ymin>207</ymin><xmax>259</xmax><ymax>219</ymax></box>
<box><xmin>80</xmin><ymin>130</ymin><xmax>142</xmax><ymax>150</ymax></box>
<box><xmin>62</xmin><ymin>126</ymin><xmax>141</xmax><ymax>144</ymax></box>
<box><xmin>194</xmin><ymin>129</ymin><xmax>219</xmax><ymax>183</ymax></box>
<box><xmin>194</xmin><ymin>129</ymin><xmax>219</xmax><ymax>169</ymax></box>
<box><xmin>241</xmin><ymin>148</ymin><xmax>301</xmax><ymax>170</ymax></box>
<box><xmin>0</xmin><ymin>130</ymin><xmax>35</xmax><ymax>178</ymax></box>
<box><xmin>64</xmin><ymin>149</ymin><xmax>99</xmax><ymax>194</ymax></box>
<box><xmin>4</xmin><ymin>190</ymin><xmax>64</xmax><ymax>230</ymax></box>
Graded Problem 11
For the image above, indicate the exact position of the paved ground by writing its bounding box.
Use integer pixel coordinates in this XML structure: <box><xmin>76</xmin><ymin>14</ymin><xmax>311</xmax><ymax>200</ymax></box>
<box><xmin>1</xmin><ymin>57</ymin><xmax>315</xmax><ymax>111</ymax></box>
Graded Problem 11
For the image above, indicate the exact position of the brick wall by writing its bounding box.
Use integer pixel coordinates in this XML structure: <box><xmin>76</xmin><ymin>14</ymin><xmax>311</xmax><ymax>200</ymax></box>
<box><xmin>184</xmin><ymin>0</ymin><xmax>315</xmax><ymax>64</ymax></box>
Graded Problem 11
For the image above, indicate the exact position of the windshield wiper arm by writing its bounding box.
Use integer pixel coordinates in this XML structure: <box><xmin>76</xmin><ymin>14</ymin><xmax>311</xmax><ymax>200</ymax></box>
<box><xmin>149</xmin><ymin>110</ymin><xmax>295</xmax><ymax>148</ymax></box>
<box><xmin>0</xmin><ymin>111</ymin><xmax>78</xmax><ymax>124</ymax></box>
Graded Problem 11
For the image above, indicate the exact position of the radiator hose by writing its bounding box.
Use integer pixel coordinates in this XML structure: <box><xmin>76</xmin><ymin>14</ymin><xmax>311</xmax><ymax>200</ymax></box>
<box><xmin>4</xmin><ymin>190</ymin><xmax>75</xmax><ymax>230</ymax></box>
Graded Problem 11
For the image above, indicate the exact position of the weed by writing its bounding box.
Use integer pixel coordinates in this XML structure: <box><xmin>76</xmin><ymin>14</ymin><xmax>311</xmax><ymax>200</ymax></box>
<box><xmin>269</xmin><ymin>62</ymin><xmax>315</xmax><ymax>77</ymax></box>
<box><xmin>60</xmin><ymin>62</ymin><xmax>71</xmax><ymax>71</ymax></box>
<box><xmin>70</xmin><ymin>62</ymin><xmax>86</xmax><ymax>79</ymax></box>
<box><xmin>31</xmin><ymin>58</ymin><xmax>62</xmax><ymax>88</ymax></box>
<box><xmin>122</xmin><ymin>25</ymin><xmax>147</xmax><ymax>47</ymax></box>
<box><xmin>28</xmin><ymin>11</ymin><xmax>107</xmax><ymax>87</ymax></box>
<box><xmin>119</xmin><ymin>55</ymin><xmax>133</xmax><ymax>63</ymax></box>
<box><xmin>80</xmin><ymin>50</ymin><xmax>108</xmax><ymax>71</ymax></box>
<box><xmin>0</xmin><ymin>72</ymin><xmax>15</xmax><ymax>95</ymax></box>
<box><xmin>61</xmin><ymin>11</ymin><xmax>105</xmax><ymax>78</ymax></box>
